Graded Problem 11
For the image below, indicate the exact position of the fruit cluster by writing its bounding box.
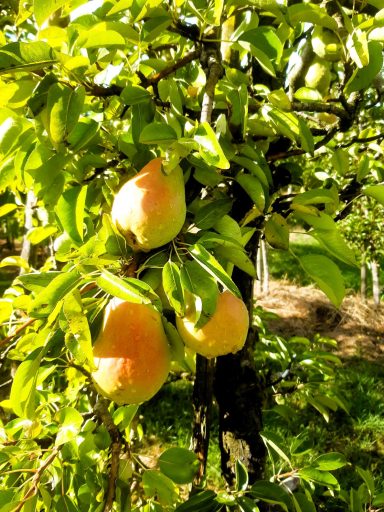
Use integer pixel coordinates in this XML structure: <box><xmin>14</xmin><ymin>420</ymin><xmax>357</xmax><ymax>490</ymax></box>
<box><xmin>92</xmin><ymin>158</ymin><xmax>249</xmax><ymax>404</ymax></box>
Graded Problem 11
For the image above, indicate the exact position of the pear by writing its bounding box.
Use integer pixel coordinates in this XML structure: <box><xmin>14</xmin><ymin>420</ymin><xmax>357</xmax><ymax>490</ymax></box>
<box><xmin>111</xmin><ymin>157</ymin><xmax>186</xmax><ymax>251</ymax></box>
<box><xmin>92</xmin><ymin>298</ymin><xmax>171</xmax><ymax>404</ymax></box>
<box><xmin>176</xmin><ymin>291</ymin><xmax>249</xmax><ymax>358</ymax></box>
<box><xmin>311</xmin><ymin>27</ymin><xmax>342</xmax><ymax>62</ymax></box>
<box><xmin>305</xmin><ymin>58</ymin><xmax>331</xmax><ymax>95</ymax></box>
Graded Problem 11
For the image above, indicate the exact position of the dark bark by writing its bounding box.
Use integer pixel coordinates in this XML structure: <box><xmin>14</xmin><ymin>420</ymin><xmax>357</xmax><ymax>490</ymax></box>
<box><xmin>214</xmin><ymin>183</ymin><xmax>267</xmax><ymax>485</ymax></box>
<box><xmin>190</xmin><ymin>355</ymin><xmax>215</xmax><ymax>490</ymax></box>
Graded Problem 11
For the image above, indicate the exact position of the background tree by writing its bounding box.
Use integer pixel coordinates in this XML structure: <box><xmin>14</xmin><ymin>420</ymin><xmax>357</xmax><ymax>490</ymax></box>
<box><xmin>1</xmin><ymin>0</ymin><xmax>384</xmax><ymax>511</ymax></box>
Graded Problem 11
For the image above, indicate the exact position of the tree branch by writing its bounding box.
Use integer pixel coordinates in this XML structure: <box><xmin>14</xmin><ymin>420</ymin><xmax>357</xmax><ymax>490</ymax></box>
<box><xmin>292</xmin><ymin>100</ymin><xmax>350</xmax><ymax>121</ymax></box>
<box><xmin>94</xmin><ymin>398</ymin><xmax>123</xmax><ymax>512</ymax></box>
<box><xmin>13</xmin><ymin>447</ymin><xmax>60</xmax><ymax>512</ymax></box>
<box><xmin>0</xmin><ymin>317</ymin><xmax>35</xmax><ymax>350</ymax></box>
<box><xmin>337</xmin><ymin>133</ymin><xmax>384</xmax><ymax>149</ymax></box>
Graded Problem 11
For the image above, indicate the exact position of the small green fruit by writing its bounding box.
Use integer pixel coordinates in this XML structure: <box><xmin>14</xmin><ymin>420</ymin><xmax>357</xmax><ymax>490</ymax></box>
<box><xmin>311</xmin><ymin>27</ymin><xmax>342</xmax><ymax>62</ymax></box>
<box><xmin>305</xmin><ymin>58</ymin><xmax>331</xmax><ymax>95</ymax></box>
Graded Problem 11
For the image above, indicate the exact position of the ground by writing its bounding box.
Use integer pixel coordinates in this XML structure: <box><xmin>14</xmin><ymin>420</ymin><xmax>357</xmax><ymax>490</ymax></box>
<box><xmin>257</xmin><ymin>280</ymin><xmax>384</xmax><ymax>361</ymax></box>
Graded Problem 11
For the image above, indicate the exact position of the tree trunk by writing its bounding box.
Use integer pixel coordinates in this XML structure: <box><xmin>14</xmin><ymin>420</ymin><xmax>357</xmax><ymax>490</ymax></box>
<box><xmin>190</xmin><ymin>355</ymin><xmax>215</xmax><ymax>490</ymax></box>
<box><xmin>371</xmin><ymin>260</ymin><xmax>380</xmax><ymax>306</ymax></box>
<box><xmin>261</xmin><ymin>239</ymin><xmax>269</xmax><ymax>295</ymax></box>
<box><xmin>360</xmin><ymin>258</ymin><xmax>367</xmax><ymax>301</ymax></box>
<box><xmin>215</xmin><ymin>184</ymin><xmax>267</xmax><ymax>484</ymax></box>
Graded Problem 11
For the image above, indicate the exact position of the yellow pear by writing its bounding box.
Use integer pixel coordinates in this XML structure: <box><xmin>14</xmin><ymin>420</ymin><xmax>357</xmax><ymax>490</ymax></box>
<box><xmin>176</xmin><ymin>291</ymin><xmax>249</xmax><ymax>358</ymax></box>
<box><xmin>92</xmin><ymin>298</ymin><xmax>171</xmax><ymax>404</ymax></box>
<box><xmin>111</xmin><ymin>157</ymin><xmax>186</xmax><ymax>251</ymax></box>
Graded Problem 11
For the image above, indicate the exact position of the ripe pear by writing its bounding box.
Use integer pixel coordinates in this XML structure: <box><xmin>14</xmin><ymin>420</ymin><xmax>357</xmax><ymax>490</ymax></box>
<box><xmin>111</xmin><ymin>158</ymin><xmax>186</xmax><ymax>252</ymax></box>
<box><xmin>92</xmin><ymin>298</ymin><xmax>171</xmax><ymax>405</ymax></box>
<box><xmin>305</xmin><ymin>58</ymin><xmax>331</xmax><ymax>95</ymax></box>
<box><xmin>176</xmin><ymin>291</ymin><xmax>249</xmax><ymax>358</ymax></box>
<box><xmin>311</xmin><ymin>27</ymin><xmax>342</xmax><ymax>62</ymax></box>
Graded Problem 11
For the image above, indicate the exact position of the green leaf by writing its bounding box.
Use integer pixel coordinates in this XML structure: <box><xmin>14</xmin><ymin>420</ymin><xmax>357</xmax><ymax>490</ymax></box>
<box><xmin>0</xmin><ymin>203</ymin><xmax>18</xmax><ymax>217</ymax></box>
<box><xmin>215</xmin><ymin>246</ymin><xmax>256</xmax><ymax>277</ymax></box>
<box><xmin>312</xmin><ymin>452</ymin><xmax>347</xmax><ymax>471</ymax></box>
<box><xmin>33</xmin><ymin>0</ymin><xmax>68</xmax><ymax>26</ymax></box>
<box><xmin>356</xmin><ymin>466</ymin><xmax>375</xmax><ymax>496</ymax></box>
<box><xmin>96</xmin><ymin>269</ymin><xmax>154</xmax><ymax>304</ymax></box>
<box><xmin>139</xmin><ymin>122</ymin><xmax>177</xmax><ymax>144</ymax></box>
<box><xmin>237</xmin><ymin>174</ymin><xmax>266</xmax><ymax>211</ymax></box>
<box><xmin>292</xmin><ymin>188</ymin><xmax>338</xmax><ymax>207</ymax></box>
<box><xmin>345</xmin><ymin>41</ymin><xmax>383</xmax><ymax>95</ymax></box>
<box><xmin>235</xmin><ymin>460</ymin><xmax>249</xmax><ymax>492</ymax></box>
<box><xmin>180</xmin><ymin>260</ymin><xmax>219</xmax><ymax>329</ymax></box>
<box><xmin>113</xmin><ymin>404</ymin><xmax>139</xmax><ymax>430</ymax></box>
<box><xmin>27</xmin><ymin>225</ymin><xmax>57</xmax><ymax>245</ymax></box>
<box><xmin>159</xmin><ymin>447</ymin><xmax>199</xmax><ymax>485</ymax></box>
<box><xmin>162</xmin><ymin>317</ymin><xmax>188</xmax><ymax>367</ymax></box>
<box><xmin>120</xmin><ymin>85</ymin><xmax>152</xmax><ymax>105</ymax></box>
<box><xmin>260</xmin><ymin>431</ymin><xmax>292</xmax><ymax>466</ymax></box>
<box><xmin>287</xmin><ymin>3</ymin><xmax>338</xmax><ymax>30</ymax></box>
<box><xmin>142</xmin><ymin>470</ymin><xmax>178</xmax><ymax>507</ymax></box>
<box><xmin>63</xmin><ymin>291</ymin><xmax>95</xmax><ymax>368</ymax></box>
<box><xmin>195</xmin><ymin>199</ymin><xmax>232</xmax><ymax>229</ymax></box>
<box><xmin>237</xmin><ymin>496</ymin><xmax>260</xmax><ymax>512</ymax></box>
<box><xmin>188</xmin><ymin>244</ymin><xmax>240</xmax><ymax>297</ymax></box>
<box><xmin>176</xmin><ymin>490</ymin><xmax>218</xmax><ymax>512</ymax></box>
<box><xmin>0</xmin><ymin>256</ymin><xmax>30</xmax><ymax>272</ymax></box>
<box><xmin>55</xmin><ymin>407</ymin><xmax>83</xmax><ymax>446</ymax></box>
<box><xmin>331</xmin><ymin>148</ymin><xmax>349</xmax><ymax>176</ymax></box>
<box><xmin>265</xmin><ymin>213</ymin><xmax>289</xmax><ymax>250</ymax></box>
<box><xmin>9</xmin><ymin>345</ymin><xmax>46</xmax><ymax>418</ymax></box>
<box><xmin>80</xmin><ymin>30</ymin><xmax>126</xmax><ymax>49</ymax></box>
<box><xmin>298</xmin><ymin>467</ymin><xmax>339</xmax><ymax>489</ymax></box>
<box><xmin>47</xmin><ymin>83</ymin><xmax>85</xmax><ymax>146</ymax></box>
<box><xmin>364</xmin><ymin>184</ymin><xmax>384</xmax><ymax>205</ymax></box>
<box><xmin>67</xmin><ymin>118</ymin><xmax>99</xmax><ymax>151</ymax></box>
<box><xmin>239</xmin><ymin>27</ymin><xmax>283</xmax><ymax>64</ymax></box>
<box><xmin>310</xmin><ymin>229</ymin><xmax>358</xmax><ymax>267</ymax></box>
<box><xmin>194</xmin><ymin>122</ymin><xmax>230</xmax><ymax>169</ymax></box>
<box><xmin>297</xmin><ymin>254</ymin><xmax>345</xmax><ymax>308</ymax></box>
<box><xmin>0</xmin><ymin>41</ymin><xmax>56</xmax><ymax>74</ymax></box>
<box><xmin>292</xmin><ymin>493</ymin><xmax>316</xmax><ymax>512</ymax></box>
<box><xmin>293</xmin><ymin>211</ymin><xmax>335</xmax><ymax>230</ymax></box>
<box><xmin>0</xmin><ymin>300</ymin><xmax>12</xmax><ymax>324</ymax></box>
<box><xmin>162</xmin><ymin>261</ymin><xmax>185</xmax><ymax>316</ymax></box>
<box><xmin>232</xmin><ymin>155</ymin><xmax>270</xmax><ymax>188</ymax></box>
<box><xmin>250</xmin><ymin>481</ymin><xmax>290</xmax><ymax>512</ymax></box>
<box><xmin>29</xmin><ymin>268</ymin><xmax>80</xmax><ymax>318</ymax></box>
<box><xmin>55</xmin><ymin>185</ymin><xmax>88</xmax><ymax>245</ymax></box>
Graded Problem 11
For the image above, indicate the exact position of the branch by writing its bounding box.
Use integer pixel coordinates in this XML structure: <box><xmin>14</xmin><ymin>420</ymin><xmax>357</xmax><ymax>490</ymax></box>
<box><xmin>337</xmin><ymin>133</ymin><xmax>384</xmax><ymax>149</ymax></box>
<box><xmin>0</xmin><ymin>317</ymin><xmax>35</xmax><ymax>350</ymax></box>
<box><xmin>87</xmin><ymin>50</ymin><xmax>201</xmax><ymax>97</ymax></box>
<box><xmin>94</xmin><ymin>398</ymin><xmax>123</xmax><ymax>512</ymax></box>
<box><xmin>144</xmin><ymin>49</ymin><xmax>201</xmax><ymax>86</ymax></box>
<box><xmin>168</xmin><ymin>19</ymin><xmax>200</xmax><ymax>42</ymax></box>
<box><xmin>13</xmin><ymin>447</ymin><xmax>59</xmax><ymax>512</ymax></box>
<box><xmin>292</xmin><ymin>100</ymin><xmax>350</xmax><ymax>121</ymax></box>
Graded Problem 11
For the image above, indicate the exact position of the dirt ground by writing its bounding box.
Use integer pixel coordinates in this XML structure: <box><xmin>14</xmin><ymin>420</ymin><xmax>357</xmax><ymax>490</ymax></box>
<box><xmin>257</xmin><ymin>280</ymin><xmax>384</xmax><ymax>361</ymax></box>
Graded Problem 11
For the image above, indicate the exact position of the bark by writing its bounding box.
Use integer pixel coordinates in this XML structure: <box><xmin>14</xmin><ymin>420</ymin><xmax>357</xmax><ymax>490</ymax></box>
<box><xmin>190</xmin><ymin>27</ymin><xmax>223</xmax><ymax>489</ymax></box>
<box><xmin>190</xmin><ymin>355</ymin><xmax>215</xmax><ymax>491</ymax></box>
<box><xmin>261</xmin><ymin>239</ymin><xmax>269</xmax><ymax>295</ymax></box>
<box><xmin>360</xmin><ymin>259</ymin><xmax>367</xmax><ymax>301</ymax></box>
<box><xmin>215</xmin><ymin>185</ymin><xmax>267</xmax><ymax>484</ymax></box>
<box><xmin>371</xmin><ymin>260</ymin><xmax>380</xmax><ymax>306</ymax></box>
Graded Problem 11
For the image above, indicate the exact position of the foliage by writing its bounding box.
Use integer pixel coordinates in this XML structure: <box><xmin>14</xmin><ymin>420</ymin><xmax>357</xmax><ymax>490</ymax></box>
<box><xmin>1</xmin><ymin>0</ymin><xmax>384</xmax><ymax>510</ymax></box>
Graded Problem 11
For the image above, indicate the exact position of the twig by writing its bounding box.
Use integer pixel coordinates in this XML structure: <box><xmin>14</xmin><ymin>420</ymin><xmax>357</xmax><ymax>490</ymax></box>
<box><xmin>94</xmin><ymin>398</ymin><xmax>123</xmax><ymax>512</ymax></box>
<box><xmin>144</xmin><ymin>50</ymin><xmax>201</xmax><ymax>86</ymax></box>
<box><xmin>0</xmin><ymin>317</ymin><xmax>35</xmax><ymax>350</ymax></box>
<box><xmin>337</xmin><ymin>133</ymin><xmax>384</xmax><ymax>149</ymax></box>
<box><xmin>13</xmin><ymin>447</ymin><xmax>59</xmax><ymax>512</ymax></box>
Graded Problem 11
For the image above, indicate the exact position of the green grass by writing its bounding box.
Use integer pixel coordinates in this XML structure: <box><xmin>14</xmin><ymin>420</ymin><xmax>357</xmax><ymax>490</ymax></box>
<box><xmin>267</xmin><ymin>232</ymin><xmax>384</xmax><ymax>295</ymax></box>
